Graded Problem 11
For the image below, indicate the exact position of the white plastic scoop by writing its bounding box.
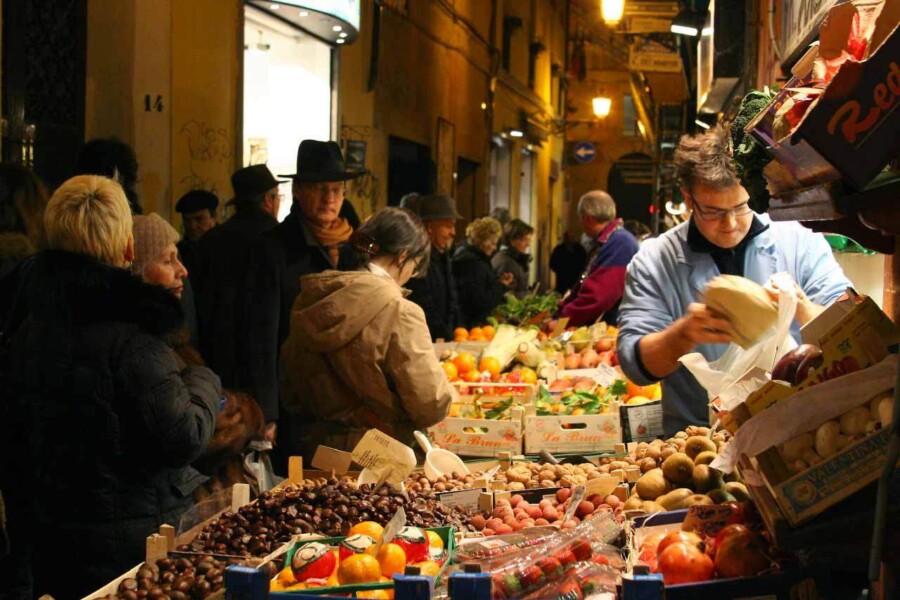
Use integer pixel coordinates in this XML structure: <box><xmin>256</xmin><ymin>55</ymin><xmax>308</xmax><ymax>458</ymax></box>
<box><xmin>414</xmin><ymin>431</ymin><xmax>470</xmax><ymax>480</ymax></box>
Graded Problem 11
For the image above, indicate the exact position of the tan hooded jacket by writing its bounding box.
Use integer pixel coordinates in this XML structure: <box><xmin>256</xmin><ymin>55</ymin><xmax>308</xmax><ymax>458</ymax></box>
<box><xmin>280</xmin><ymin>269</ymin><xmax>453</xmax><ymax>456</ymax></box>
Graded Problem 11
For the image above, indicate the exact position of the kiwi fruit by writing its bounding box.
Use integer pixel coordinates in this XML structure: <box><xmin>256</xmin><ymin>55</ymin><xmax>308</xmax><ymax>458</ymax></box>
<box><xmin>685</xmin><ymin>436</ymin><xmax>718</xmax><ymax>460</ymax></box>
<box><xmin>657</xmin><ymin>488</ymin><xmax>694</xmax><ymax>510</ymax></box>
<box><xmin>641</xmin><ymin>501</ymin><xmax>664</xmax><ymax>514</ymax></box>
<box><xmin>682</xmin><ymin>494</ymin><xmax>715</xmax><ymax>507</ymax></box>
<box><xmin>707</xmin><ymin>489</ymin><xmax>737</xmax><ymax>504</ymax></box>
<box><xmin>694</xmin><ymin>451</ymin><xmax>718</xmax><ymax>466</ymax></box>
<box><xmin>635</xmin><ymin>469</ymin><xmax>670</xmax><ymax>500</ymax></box>
<box><xmin>623</xmin><ymin>495</ymin><xmax>644</xmax><ymax>510</ymax></box>
<box><xmin>725</xmin><ymin>482</ymin><xmax>750</xmax><ymax>502</ymax></box>
<box><xmin>693</xmin><ymin>464</ymin><xmax>726</xmax><ymax>493</ymax></box>
<box><xmin>662</xmin><ymin>453</ymin><xmax>695</xmax><ymax>486</ymax></box>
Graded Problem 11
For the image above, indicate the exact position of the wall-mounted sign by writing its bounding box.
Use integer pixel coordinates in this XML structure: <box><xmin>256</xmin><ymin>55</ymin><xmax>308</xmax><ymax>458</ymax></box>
<box><xmin>781</xmin><ymin>0</ymin><xmax>838</xmax><ymax>60</ymax></box>
<box><xmin>623</xmin><ymin>1</ymin><xmax>678</xmax><ymax>33</ymax></box>
<box><xmin>573</xmin><ymin>142</ymin><xmax>596</xmax><ymax>164</ymax></box>
<box><xmin>345</xmin><ymin>140</ymin><xmax>366</xmax><ymax>171</ymax></box>
<box><xmin>629</xmin><ymin>41</ymin><xmax>681</xmax><ymax>73</ymax></box>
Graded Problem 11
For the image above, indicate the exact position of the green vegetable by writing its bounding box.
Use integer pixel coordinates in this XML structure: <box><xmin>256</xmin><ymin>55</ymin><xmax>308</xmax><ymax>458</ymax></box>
<box><xmin>731</xmin><ymin>88</ymin><xmax>777</xmax><ymax>213</ymax></box>
<box><xmin>493</xmin><ymin>292</ymin><xmax>560</xmax><ymax>326</ymax></box>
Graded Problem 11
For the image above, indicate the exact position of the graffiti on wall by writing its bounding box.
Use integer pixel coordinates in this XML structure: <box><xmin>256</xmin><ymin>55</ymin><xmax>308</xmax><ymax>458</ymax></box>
<box><xmin>177</xmin><ymin>120</ymin><xmax>232</xmax><ymax>196</ymax></box>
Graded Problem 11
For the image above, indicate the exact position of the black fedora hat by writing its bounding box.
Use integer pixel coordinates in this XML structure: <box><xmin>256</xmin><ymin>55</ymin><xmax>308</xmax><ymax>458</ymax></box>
<box><xmin>416</xmin><ymin>194</ymin><xmax>462</xmax><ymax>221</ymax></box>
<box><xmin>231</xmin><ymin>164</ymin><xmax>286</xmax><ymax>198</ymax></box>
<box><xmin>280</xmin><ymin>140</ymin><xmax>364</xmax><ymax>182</ymax></box>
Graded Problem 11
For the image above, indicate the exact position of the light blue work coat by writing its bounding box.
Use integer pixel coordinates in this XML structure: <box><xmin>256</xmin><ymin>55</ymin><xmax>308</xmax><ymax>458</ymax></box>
<box><xmin>617</xmin><ymin>214</ymin><xmax>852</xmax><ymax>435</ymax></box>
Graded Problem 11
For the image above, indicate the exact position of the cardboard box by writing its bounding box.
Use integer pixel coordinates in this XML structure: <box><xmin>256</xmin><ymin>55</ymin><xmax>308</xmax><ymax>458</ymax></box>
<box><xmin>749</xmin><ymin>2</ymin><xmax>900</xmax><ymax>192</ymax></box>
<box><xmin>452</xmin><ymin>381</ymin><xmax>536</xmax><ymax>407</ymax></box>
<box><xmin>619</xmin><ymin>400</ymin><xmax>664</xmax><ymax>443</ymax></box>
<box><xmin>428</xmin><ymin>409</ymin><xmax>525</xmax><ymax>458</ymax></box>
<box><xmin>523</xmin><ymin>411</ymin><xmax>622</xmax><ymax>454</ymax></box>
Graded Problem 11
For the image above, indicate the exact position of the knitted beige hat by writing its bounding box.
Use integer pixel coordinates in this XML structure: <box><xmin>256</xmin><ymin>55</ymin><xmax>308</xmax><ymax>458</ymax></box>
<box><xmin>132</xmin><ymin>213</ymin><xmax>180</xmax><ymax>276</ymax></box>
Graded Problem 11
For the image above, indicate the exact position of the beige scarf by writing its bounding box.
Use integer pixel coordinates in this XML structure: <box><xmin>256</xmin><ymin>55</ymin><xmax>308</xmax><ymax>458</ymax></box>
<box><xmin>305</xmin><ymin>217</ymin><xmax>352</xmax><ymax>266</ymax></box>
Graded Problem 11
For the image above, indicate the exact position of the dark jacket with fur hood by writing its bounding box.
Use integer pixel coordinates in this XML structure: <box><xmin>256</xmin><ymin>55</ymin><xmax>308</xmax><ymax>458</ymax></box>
<box><xmin>3</xmin><ymin>250</ymin><xmax>220</xmax><ymax>598</ymax></box>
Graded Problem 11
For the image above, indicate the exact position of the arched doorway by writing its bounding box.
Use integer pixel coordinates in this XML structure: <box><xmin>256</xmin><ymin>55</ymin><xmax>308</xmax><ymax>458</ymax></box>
<box><xmin>607</xmin><ymin>152</ymin><xmax>654</xmax><ymax>226</ymax></box>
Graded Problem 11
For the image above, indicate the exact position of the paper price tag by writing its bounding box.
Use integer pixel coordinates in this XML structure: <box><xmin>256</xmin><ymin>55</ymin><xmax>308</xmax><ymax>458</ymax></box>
<box><xmin>351</xmin><ymin>429</ymin><xmax>417</xmax><ymax>488</ymax></box>
<box><xmin>436</xmin><ymin>489</ymin><xmax>483</xmax><ymax>513</ymax></box>
<box><xmin>682</xmin><ymin>504</ymin><xmax>734</xmax><ymax>537</ymax></box>
<box><xmin>311</xmin><ymin>446</ymin><xmax>353</xmax><ymax>474</ymax></box>
<box><xmin>594</xmin><ymin>364</ymin><xmax>621</xmax><ymax>387</ymax></box>
<box><xmin>584</xmin><ymin>476</ymin><xmax>618</xmax><ymax>499</ymax></box>
<box><xmin>376</xmin><ymin>507</ymin><xmax>407</xmax><ymax>553</ymax></box>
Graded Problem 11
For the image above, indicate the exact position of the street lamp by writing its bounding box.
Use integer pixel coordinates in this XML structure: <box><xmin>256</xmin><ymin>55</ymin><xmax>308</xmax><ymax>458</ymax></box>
<box><xmin>592</xmin><ymin>97</ymin><xmax>612</xmax><ymax>118</ymax></box>
<box><xmin>601</xmin><ymin>0</ymin><xmax>625</xmax><ymax>25</ymax></box>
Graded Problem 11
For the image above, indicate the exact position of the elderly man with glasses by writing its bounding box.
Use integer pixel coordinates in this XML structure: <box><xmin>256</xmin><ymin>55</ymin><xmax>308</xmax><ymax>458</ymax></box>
<box><xmin>616</xmin><ymin>127</ymin><xmax>852</xmax><ymax>435</ymax></box>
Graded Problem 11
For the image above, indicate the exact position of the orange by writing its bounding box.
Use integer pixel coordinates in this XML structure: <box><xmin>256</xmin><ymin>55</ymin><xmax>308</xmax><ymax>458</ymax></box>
<box><xmin>626</xmin><ymin>379</ymin><xmax>660</xmax><ymax>400</ymax></box>
<box><xmin>479</xmin><ymin>356</ymin><xmax>502</xmax><ymax>380</ymax></box>
<box><xmin>469</xmin><ymin>327</ymin><xmax>484</xmax><ymax>339</ymax></box>
<box><xmin>453</xmin><ymin>327</ymin><xmax>469</xmax><ymax>341</ymax></box>
<box><xmin>348</xmin><ymin>521</ymin><xmax>385</xmax><ymax>540</ymax></box>
<box><xmin>453</xmin><ymin>352</ymin><xmax>477</xmax><ymax>374</ymax></box>
<box><xmin>441</xmin><ymin>362</ymin><xmax>459</xmax><ymax>381</ymax></box>
<box><xmin>463</xmin><ymin>369</ymin><xmax>482</xmax><ymax>383</ymax></box>
<box><xmin>276</xmin><ymin>566</ymin><xmax>295</xmax><ymax>587</ymax></box>
<box><xmin>376</xmin><ymin>542</ymin><xmax>407</xmax><ymax>578</ymax></box>
<box><xmin>425</xmin><ymin>530</ymin><xmax>444</xmax><ymax>550</ymax></box>
<box><xmin>338</xmin><ymin>553</ymin><xmax>382</xmax><ymax>584</ymax></box>
<box><xmin>415</xmin><ymin>560</ymin><xmax>442</xmax><ymax>577</ymax></box>
<box><xmin>482</xmin><ymin>325</ymin><xmax>496</xmax><ymax>340</ymax></box>
<box><xmin>626</xmin><ymin>395</ymin><xmax>652</xmax><ymax>406</ymax></box>
<box><xmin>519</xmin><ymin>367</ymin><xmax>538</xmax><ymax>385</ymax></box>
<box><xmin>448</xmin><ymin>403</ymin><xmax>462</xmax><ymax>418</ymax></box>
<box><xmin>325</xmin><ymin>572</ymin><xmax>340</xmax><ymax>587</ymax></box>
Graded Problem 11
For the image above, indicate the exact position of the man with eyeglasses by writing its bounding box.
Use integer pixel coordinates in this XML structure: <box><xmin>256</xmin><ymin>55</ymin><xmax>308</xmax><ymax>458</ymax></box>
<box><xmin>617</xmin><ymin>127</ymin><xmax>851</xmax><ymax>435</ymax></box>
<box><xmin>243</xmin><ymin>141</ymin><xmax>363</xmax><ymax>455</ymax></box>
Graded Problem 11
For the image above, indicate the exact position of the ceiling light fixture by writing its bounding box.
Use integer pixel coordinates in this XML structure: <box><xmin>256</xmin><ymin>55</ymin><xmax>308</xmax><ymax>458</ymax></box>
<box><xmin>601</xmin><ymin>0</ymin><xmax>625</xmax><ymax>25</ymax></box>
<box><xmin>336</xmin><ymin>38</ymin><xmax>345</xmax><ymax>44</ymax></box>
<box><xmin>509</xmin><ymin>129</ymin><xmax>524</xmax><ymax>138</ymax></box>
<box><xmin>480</xmin><ymin>102</ymin><xmax>487</xmax><ymax>110</ymax></box>
<box><xmin>592</xmin><ymin>97</ymin><xmax>612</xmax><ymax>118</ymax></box>
<box><xmin>299</xmin><ymin>10</ymin><xmax>309</xmax><ymax>17</ymax></box>
<box><xmin>270</xmin><ymin>3</ymin><xmax>279</xmax><ymax>10</ymax></box>
<box><xmin>339</xmin><ymin>32</ymin><xmax>348</xmax><ymax>38</ymax></box>
<box><xmin>333</xmin><ymin>25</ymin><xmax>342</xmax><ymax>32</ymax></box>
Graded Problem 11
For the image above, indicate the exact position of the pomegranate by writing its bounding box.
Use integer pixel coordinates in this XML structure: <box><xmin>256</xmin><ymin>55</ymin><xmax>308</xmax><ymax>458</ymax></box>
<box><xmin>656</xmin><ymin>531</ymin><xmax>703</xmax><ymax>556</ymax></box>
<box><xmin>657</xmin><ymin>542</ymin><xmax>715</xmax><ymax>585</ymax></box>
<box><xmin>715</xmin><ymin>527</ymin><xmax>771</xmax><ymax>578</ymax></box>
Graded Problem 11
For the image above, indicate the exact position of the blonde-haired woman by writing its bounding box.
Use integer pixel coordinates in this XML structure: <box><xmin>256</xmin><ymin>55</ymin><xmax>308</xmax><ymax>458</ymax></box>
<box><xmin>3</xmin><ymin>176</ymin><xmax>221</xmax><ymax>598</ymax></box>
<box><xmin>452</xmin><ymin>216</ymin><xmax>513</xmax><ymax>327</ymax></box>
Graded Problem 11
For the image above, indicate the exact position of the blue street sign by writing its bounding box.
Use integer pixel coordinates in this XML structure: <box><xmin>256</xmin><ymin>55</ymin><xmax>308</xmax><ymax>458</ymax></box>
<box><xmin>573</xmin><ymin>141</ymin><xmax>596</xmax><ymax>164</ymax></box>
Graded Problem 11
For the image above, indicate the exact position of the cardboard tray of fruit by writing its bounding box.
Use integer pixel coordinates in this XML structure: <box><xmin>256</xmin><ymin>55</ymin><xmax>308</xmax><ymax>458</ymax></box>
<box><xmin>623</xmin><ymin>508</ymin><xmax>831</xmax><ymax>599</ymax></box>
<box><xmin>268</xmin><ymin>526</ymin><xmax>454</xmax><ymax>595</ymax></box>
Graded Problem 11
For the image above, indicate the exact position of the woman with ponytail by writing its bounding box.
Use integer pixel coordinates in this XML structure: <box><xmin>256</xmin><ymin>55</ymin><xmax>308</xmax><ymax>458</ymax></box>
<box><xmin>279</xmin><ymin>207</ymin><xmax>454</xmax><ymax>455</ymax></box>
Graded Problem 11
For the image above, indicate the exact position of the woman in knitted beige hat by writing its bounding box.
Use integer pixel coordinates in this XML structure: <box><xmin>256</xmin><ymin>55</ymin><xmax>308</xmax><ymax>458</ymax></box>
<box><xmin>132</xmin><ymin>213</ymin><xmax>188</xmax><ymax>298</ymax></box>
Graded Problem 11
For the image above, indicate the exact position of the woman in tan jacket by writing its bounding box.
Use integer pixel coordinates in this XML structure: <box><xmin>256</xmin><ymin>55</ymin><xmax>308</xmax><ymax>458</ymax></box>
<box><xmin>280</xmin><ymin>207</ymin><xmax>454</xmax><ymax>457</ymax></box>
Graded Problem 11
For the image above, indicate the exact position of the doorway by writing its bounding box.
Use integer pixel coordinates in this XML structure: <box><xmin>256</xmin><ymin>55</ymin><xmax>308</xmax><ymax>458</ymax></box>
<box><xmin>608</xmin><ymin>152</ymin><xmax>654</xmax><ymax>226</ymax></box>
<box><xmin>518</xmin><ymin>148</ymin><xmax>534</xmax><ymax>224</ymax></box>
<box><xmin>387</xmin><ymin>136</ymin><xmax>433</xmax><ymax>206</ymax></box>
<box><xmin>456</xmin><ymin>157</ymin><xmax>479</xmax><ymax>223</ymax></box>
<box><xmin>2</xmin><ymin>0</ymin><xmax>87</xmax><ymax>188</ymax></box>
<box><xmin>489</xmin><ymin>139</ymin><xmax>511</xmax><ymax>214</ymax></box>
<box><xmin>243</xmin><ymin>4</ymin><xmax>332</xmax><ymax>222</ymax></box>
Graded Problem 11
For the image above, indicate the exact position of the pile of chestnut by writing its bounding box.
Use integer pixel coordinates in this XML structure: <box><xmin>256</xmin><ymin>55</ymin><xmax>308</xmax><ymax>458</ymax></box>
<box><xmin>179</xmin><ymin>478</ymin><xmax>474</xmax><ymax>557</ymax></box>
<box><xmin>93</xmin><ymin>554</ymin><xmax>252</xmax><ymax>600</ymax></box>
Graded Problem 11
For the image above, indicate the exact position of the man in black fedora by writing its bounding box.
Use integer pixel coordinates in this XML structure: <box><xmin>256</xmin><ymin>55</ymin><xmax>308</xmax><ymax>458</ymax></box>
<box><xmin>197</xmin><ymin>164</ymin><xmax>285</xmax><ymax>390</ymax></box>
<box><xmin>405</xmin><ymin>193</ymin><xmax>463</xmax><ymax>342</ymax></box>
<box><xmin>243</xmin><ymin>140</ymin><xmax>363</xmax><ymax>453</ymax></box>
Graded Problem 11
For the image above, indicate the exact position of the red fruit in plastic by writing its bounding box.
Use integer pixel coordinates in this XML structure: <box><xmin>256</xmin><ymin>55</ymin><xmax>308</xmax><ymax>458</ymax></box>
<box><xmin>536</xmin><ymin>556</ymin><xmax>563</xmax><ymax>577</ymax></box>
<box><xmin>657</xmin><ymin>543</ymin><xmax>715</xmax><ymax>585</ymax></box>
<box><xmin>394</xmin><ymin>526</ymin><xmax>429</xmax><ymax>563</ymax></box>
<box><xmin>291</xmin><ymin>542</ymin><xmax>336</xmax><ymax>581</ymax></box>
<box><xmin>556</xmin><ymin>548</ymin><xmax>577</xmax><ymax>566</ymax></box>
<box><xmin>656</xmin><ymin>531</ymin><xmax>703</xmax><ymax>557</ymax></box>
<box><xmin>570</xmin><ymin>539</ymin><xmax>593</xmax><ymax>561</ymax></box>
<box><xmin>519</xmin><ymin>564</ymin><xmax>545</xmax><ymax>589</ymax></box>
<box><xmin>339</xmin><ymin>534</ymin><xmax>375</xmax><ymax>561</ymax></box>
<box><xmin>714</xmin><ymin>528</ymin><xmax>771</xmax><ymax>578</ymax></box>
<box><xmin>557</xmin><ymin>579</ymin><xmax>584</xmax><ymax>600</ymax></box>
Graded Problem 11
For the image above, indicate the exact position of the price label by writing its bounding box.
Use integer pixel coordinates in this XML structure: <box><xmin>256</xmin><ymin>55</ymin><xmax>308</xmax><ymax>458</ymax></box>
<box><xmin>562</xmin><ymin>485</ymin><xmax>586</xmax><ymax>523</ymax></box>
<box><xmin>351</xmin><ymin>429</ymin><xmax>417</xmax><ymax>488</ymax></box>
<box><xmin>311</xmin><ymin>446</ymin><xmax>353</xmax><ymax>474</ymax></box>
<box><xmin>682</xmin><ymin>504</ymin><xmax>734</xmax><ymax>537</ymax></box>
<box><xmin>436</xmin><ymin>489</ymin><xmax>484</xmax><ymax>513</ymax></box>
<box><xmin>376</xmin><ymin>507</ymin><xmax>407</xmax><ymax>553</ymax></box>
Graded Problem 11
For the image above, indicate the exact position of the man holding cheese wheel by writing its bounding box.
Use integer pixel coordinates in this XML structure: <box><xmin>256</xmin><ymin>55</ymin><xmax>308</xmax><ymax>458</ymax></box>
<box><xmin>616</xmin><ymin>126</ymin><xmax>852</xmax><ymax>435</ymax></box>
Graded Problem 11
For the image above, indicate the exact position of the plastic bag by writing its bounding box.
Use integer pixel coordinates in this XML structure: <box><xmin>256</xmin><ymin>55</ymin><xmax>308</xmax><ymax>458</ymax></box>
<box><xmin>680</xmin><ymin>274</ymin><xmax>799</xmax><ymax>411</ymax></box>
<box><xmin>521</xmin><ymin>561</ymin><xmax>619</xmax><ymax>600</ymax></box>
<box><xmin>243</xmin><ymin>440</ymin><xmax>283</xmax><ymax>495</ymax></box>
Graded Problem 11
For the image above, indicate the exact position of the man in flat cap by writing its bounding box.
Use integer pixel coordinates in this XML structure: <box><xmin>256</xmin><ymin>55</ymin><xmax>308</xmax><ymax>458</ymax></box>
<box><xmin>175</xmin><ymin>189</ymin><xmax>219</xmax><ymax>291</ymax></box>
<box><xmin>198</xmin><ymin>165</ymin><xmax>285</xmax><ymax>395</ymax></box>
<box><xmin>243</xmin><ymin>140</ymin><xmax>363</xmax><ymax>455</ymax></box>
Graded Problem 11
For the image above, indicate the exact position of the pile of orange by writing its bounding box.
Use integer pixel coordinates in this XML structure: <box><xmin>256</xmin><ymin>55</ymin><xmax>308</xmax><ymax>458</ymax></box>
<box><xmin>625</xmin><ymin>379</ymin><xmax>662</xmax><ymax>405</ymax></box>
<box><xmin>270</xmin><ymin>522</ymin><xmax>445</xmax><ymax>595</ymax></box>
<box><xmin>453</xmin><ymin>325</ymin><xmax>496</xmax><ymax>342</ymax></box>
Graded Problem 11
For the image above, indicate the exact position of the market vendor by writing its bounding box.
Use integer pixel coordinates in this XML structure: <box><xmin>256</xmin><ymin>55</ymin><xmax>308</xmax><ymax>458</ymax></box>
<box><xmin>3</xmin><ymin>176</ymin><xmax>220</xmax><ymax>597</ymax></box>
<box><xmin>279</xmin><ymin>207</ymin><xmax>454</xmax><ymax>457</ymax></box>
<box><xmin>617</xmin><ymin>127</ymin><xmax>852</xmax><ymax>435</ymax></box>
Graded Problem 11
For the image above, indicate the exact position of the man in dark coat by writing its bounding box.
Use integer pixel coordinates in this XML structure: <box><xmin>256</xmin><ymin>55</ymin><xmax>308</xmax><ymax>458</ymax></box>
<box><xmin>197</xmin><ymin>165</ymin><xmax>283</xmax><ymax>395</ymax></box>
<box><xmin>242</xmin><ymin>141</ymin><xmax>362</xmax><ymax>455</ymax></box>
<box><xmin>175</xmin><ymin>189</ymin><xmax>219</xmax><ymax>289</ymax></box>
<box><xmin>2</xmin><ymin>174</ymin><xmax>220</xmax><ymax>598</ymax></box>
<box><xmin>404</xmin><ymin>194</ymin><xmax>463</xmax><ymax>341</ymax></box>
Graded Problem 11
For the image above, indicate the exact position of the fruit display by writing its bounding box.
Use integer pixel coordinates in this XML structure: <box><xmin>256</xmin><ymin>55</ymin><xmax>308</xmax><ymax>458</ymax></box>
<box><xmin>534</xmin><ymin>385</ymin><xmax>620</xmax><ymax>416</ymax></box>
<box><xmin>635</xmin><ymin>515</ymin><xmax>776</xmax><ymax>585</ymax></box>
<box><xmin>453</xmin><ymin>325</ymin><xmax>497</xmax><ymax>342</ymax></box>
<box><xmin>177</xmin><ymin>479</ymin><xmax>474</xmax><ymax>557</ymax></box>
<box><xmin>469</xmin><ymin>489</ymin><xmax>627</xmax><ymax>535</ymax></box>
<box><xmin>562</xmin><ymin>340</ymin><xmax>617</xmax><ymax>370</ymax></box>
<box><xmin>92</xmin><ymin>554</ymin><xmax>249</xmax><ymax>600</ymax></box>
<box><xmin>490</xmin><ymin>461</ymin><xmax>607</xmax><ymax>491</ymax></box>
<box><xmin>493</xmin><ymin>291</ymin><xmax>560</xmax><ymax>326</ymax></box>
<box><xmin>269</xmin><ymin>525</ymin><xmax>450</xmax><ymax>593</ymax></box>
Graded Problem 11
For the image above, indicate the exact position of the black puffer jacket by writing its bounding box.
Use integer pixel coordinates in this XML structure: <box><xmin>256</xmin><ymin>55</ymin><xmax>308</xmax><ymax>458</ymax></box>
<box><xmin>452</xmin><ymin>244</ymin><xmax>508</xmax><ymax>328</ymax></box>
<box><xmin>3</xmin><ymin>250</ymin><xmax>220</xmax><ymax>599</ymax></box>
<box><xmin>406</xmin><ymin>245</ymin><xmax>461</xmax><ymax>341</ymax></box>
